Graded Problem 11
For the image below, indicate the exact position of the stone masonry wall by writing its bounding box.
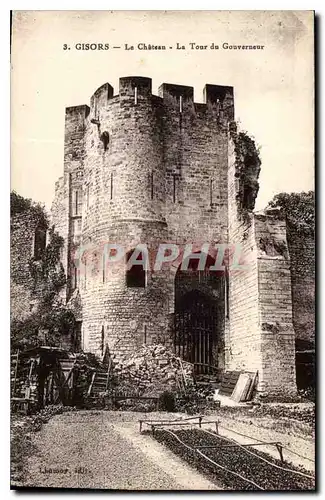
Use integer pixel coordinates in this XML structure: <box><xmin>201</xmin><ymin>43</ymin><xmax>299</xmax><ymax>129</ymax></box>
<box><xmin>11</xmin><ymin>212</ymin><xmax>41</xmax><ymax>321</ymax></box>
<box><xmin>227</xmin><ymin>140</ymin><xmax>261</xmax><ymax>380</ymax></box>
<box><xmin>227</xmin><ymin>140</ymin><xmax>297</xmax><ymax>396</ymax></box>
<box><xmin>255</xmin><ymin>212</ymin><xmax>297</xmax><ymax>395</ymax></box>
<box><xmin>80</xmin><ymin>78</ymin><xmax>168</xmax><ymax>357</ymax></box>
<box><xmin>51</xmin><ymin>105</ymin><xmax>89</xmax><ymax>298</ymax></box>
<box><xmin>160</xmin><ymin>83</ymin><xmax>230</xmax><ymax>246</ymax></box>
<box><xmin>286</xmin><ymin>227</ymin><xmax>315</xmax><ymax>347</ymax></box>
<box><xmin>80</xmin><ymin>221</ymin><xmax>171</xmax><ymax>357</ymax></box>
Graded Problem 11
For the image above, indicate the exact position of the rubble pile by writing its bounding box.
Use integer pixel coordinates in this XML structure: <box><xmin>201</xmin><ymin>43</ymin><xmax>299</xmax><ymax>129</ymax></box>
<box><xmin>112</xmin><ymin>344</ymin><xmax>194</xmax><ymax>397</ymax></box>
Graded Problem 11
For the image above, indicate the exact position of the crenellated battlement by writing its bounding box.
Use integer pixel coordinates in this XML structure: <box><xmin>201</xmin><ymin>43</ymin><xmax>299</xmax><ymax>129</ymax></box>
<box><xmin>90</xmin><ymin>83</ymin><xmax>114</xmax><ymax>114</ymax></box>
<box><xmin>119</xmin><ymin>76</ymin><xmax>152</xmax><ymax>98</ymax></box>
<box><xmin>158</xmin><ymin>83</ymin><xmax>194</xmax><ymax>101</ymax></box>
<box><xmin>69</xmin><ymin>76</ymin><xmax>234</xmax><ymax>120</ymax></box>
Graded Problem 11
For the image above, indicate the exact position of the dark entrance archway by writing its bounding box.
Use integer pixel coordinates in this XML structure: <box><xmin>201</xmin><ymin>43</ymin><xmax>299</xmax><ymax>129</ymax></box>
<box><xmin>174</xmin><ymin>290</ymin><xmax>217</xmax><ymax>372</ymax></box>
<box><xmin>174</xmin><ymin>253</ymin><xmax>224</xmax><ymax>375</ymax></box>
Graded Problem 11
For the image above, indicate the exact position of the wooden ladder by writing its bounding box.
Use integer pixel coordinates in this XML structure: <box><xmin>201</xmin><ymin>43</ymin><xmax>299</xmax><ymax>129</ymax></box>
<box><xmin>87</xmin><ymin>358</ymin><xmax>112</xmax><ymax>397</ymax></box>
<box><xmin>11</xmin><ymin>349</ymin><xmax>20</xmax><ymax>397</ymax></box>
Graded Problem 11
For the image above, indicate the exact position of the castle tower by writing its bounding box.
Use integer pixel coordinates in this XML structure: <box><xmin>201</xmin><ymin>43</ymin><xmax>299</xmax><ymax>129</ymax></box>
<box><xmin>81</xmin><ymin>77</ymin><xmax>169</xmax><ymax>355</ymax></box>
<box><xmin>52</xmin><ymin>76</ymin><xmax>234</xmax><ymax>370</ymax></box>
<box><xmin>51</xmin><ymin>76</ymin><xmax>300</xmax><ymax>396</ymax></box>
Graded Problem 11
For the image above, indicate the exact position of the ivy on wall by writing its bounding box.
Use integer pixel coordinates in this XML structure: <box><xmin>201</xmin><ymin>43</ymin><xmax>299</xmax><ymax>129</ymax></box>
<box><xmin>11</xmin><ymin>191</ymin><xmax>48</xmax><ymax>228</ymax></box>
<box><xmin>266</xmin><ymin>191</ymin><xmax>314</xmax><ymax>236</ymax></box>
<box><xmin>229</xmin><ymin>122</ymin><xmax>261</xmax><ymax>214</ymax></box>
<box><xmin>11</xmin><ymin>192</ymin><xmax>76</xmax><ymax>351</ymax></box>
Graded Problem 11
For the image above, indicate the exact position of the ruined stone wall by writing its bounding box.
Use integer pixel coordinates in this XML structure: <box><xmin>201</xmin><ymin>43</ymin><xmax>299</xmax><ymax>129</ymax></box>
<box><xmin>255</xmin><ymin>213</ymin><xmax>297</xmax><ymax>395</ymax></box>
<box><xmin>227</xmin><ymin>140</ymin><xmax>261</xmax><ymax>378</ymax></box>
<box><xmin>11</xmin><ymin>212</ymin><xmax>41</xmax><ymax>321</ymax></box>
<box><xmin>286</xmin><ymin>227</ymin><xmax>315</xmax><ymax>347</ymax></box>
<box><xmin>227</xmin><ymin>139</ymin><xmax>297</xmax><ymax>396</ymax></box>
<box><xmin>51</xmin><ymin>105</ymin><xmax>89</xmax><ymax>297</ymax></box>
<box><xmin>51</xmin><ymin>176</ymin><xmax>69</xmax><ymax>278</ymax></box>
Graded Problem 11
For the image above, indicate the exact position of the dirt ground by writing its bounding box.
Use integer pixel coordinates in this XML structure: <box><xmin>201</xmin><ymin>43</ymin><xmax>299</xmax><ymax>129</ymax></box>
<box><xmin>11</xmin><ymin>405</ymin><xmax>315</xmax><ymax>490</ymax></box>
<box><xmin>13</xmin><ymin>411</ymin><xmax>218</xmax><ymax>490</ymax></box>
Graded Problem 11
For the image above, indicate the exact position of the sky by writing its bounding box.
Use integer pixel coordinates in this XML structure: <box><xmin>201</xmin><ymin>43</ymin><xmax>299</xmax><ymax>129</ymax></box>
<box><xmin>11</xmin><ymin>10</ymin><xmax>314</xmax><ymax>211</ymax></box>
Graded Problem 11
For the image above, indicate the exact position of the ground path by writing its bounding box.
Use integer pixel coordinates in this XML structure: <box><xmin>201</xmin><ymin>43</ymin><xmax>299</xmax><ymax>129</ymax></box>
<box><xmin>23</xmin><ymin>411</ymin><xmax>218</xmax><ymax>490</ymax></box>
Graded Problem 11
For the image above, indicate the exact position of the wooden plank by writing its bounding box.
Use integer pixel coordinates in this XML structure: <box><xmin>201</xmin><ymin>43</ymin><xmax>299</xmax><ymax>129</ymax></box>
<box><xmin>240</xmin><ymin>375</ymin><xmax>253</xmax><ymax>401</ymax></box>
<box><xmin>219</xmin><ymin>370</ymin><xmax>241</xmax><ymax>396</ymax></box>
<box><xmin>60</xmin><ymin>360</ymin><xmax>76</xmax><ymax>389</ymax></box>
<box><xmin>245</xmin><ymin>371</ymin><xmax>258</xmax><ymax>401</ymax></box>
<box><xmin>87</xmin><ymin>372</ymin><xmax>96</xmax><ymax>396</ymax></box>
<box><xmin>113</xmin><ymin>396</ymin><xmax>158</xmax><ymax>401</ymax></box>
<box><xmin>231</xmin><ymin>373</ymin><xmax>252</xmax><ymax>402</ymax></box>
<box><xmin>105</xmin><ymin>358</ymin><xmax>112</xmax><ymax>392</ymax></box>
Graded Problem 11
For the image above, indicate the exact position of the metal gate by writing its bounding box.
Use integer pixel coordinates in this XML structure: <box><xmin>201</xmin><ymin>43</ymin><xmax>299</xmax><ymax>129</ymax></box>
<box><xmin>174</xmin><ymin>290</ymin><xmax>217</xmax><ymax>374</ymax></box>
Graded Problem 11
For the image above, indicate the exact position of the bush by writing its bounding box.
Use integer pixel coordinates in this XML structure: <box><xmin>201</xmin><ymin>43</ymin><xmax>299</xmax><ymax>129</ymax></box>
<box><xmin>158</xmin><ymin>391</ymin><xmax>176</xmax><ymax>412</ymax></box>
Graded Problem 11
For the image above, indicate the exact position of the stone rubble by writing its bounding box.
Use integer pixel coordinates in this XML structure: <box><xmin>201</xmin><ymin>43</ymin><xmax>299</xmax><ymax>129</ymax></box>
<box><xmin>111</xmin><ymin>344</ymin><xmax>194</xmax><ymax>397</ymax></box>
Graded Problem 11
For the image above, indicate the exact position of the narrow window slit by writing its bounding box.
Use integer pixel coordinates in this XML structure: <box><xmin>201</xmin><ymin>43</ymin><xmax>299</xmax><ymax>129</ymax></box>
<box><xmin>210</xmin><ymin>179</ymin><xmax>213</xmax><ymax>206</ymax></box>
<box><xmin>102</xmin><ymin>252</ymin><xmax>105</xmax><ymax>283</ymax></box>
<box><xmin>72</xmin><ymin>188</ymin><xmax>83</xmax><ymax>216</ymax></box>
<box><xmin>225</xmin><ymin>270</ymin><xmax>230</xmax><ymax>319</ymax></box>
<box><xmin>134</xmin><ymin>87</ymin><xmax>138</xmax><ymax>105</ymax></box>
<box><xmin>72</xmin><ymin>265</ymin><xmax>79</xmax><ymax>290</ymax></box>
<box><xmin>151</xmin><ymin>171</ymin><xmax>154</xmax><ymax>199</ymax></box>
<box><xmin>101</xmin><ymin>326</ymin><xmax>104</xmax><ymax>356</ymax></box>
<box><xmin>173</xmin><ymin>175</ymin><xmax>176</xmax><ymax>203</ymax></box>
<box><xmin>179</xmin><ymin>96</ymin><xmax>183</xmax><ymax>113</ymax></box>
<box><xmin>94</xmin><ymin>100</ymin><xmax>98</xmax><ymax>120</ymax></box>
<box><xmin>110</xmin><ymin>172</ymin><xmax>113</xmax><ymax>200</ymax></box>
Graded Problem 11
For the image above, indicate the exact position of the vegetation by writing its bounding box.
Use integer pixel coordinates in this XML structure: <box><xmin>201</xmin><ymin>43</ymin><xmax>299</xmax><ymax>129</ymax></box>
<box><xmin>158</xmin><ymin>390</ymin><xmax>177</xmax><ymax>412</ymax></box>
<box><xmin>230</xmin><ymin>123</ymin><xmax>261</xmax><ymax>213</ymax></box>
<box><xmin>11</xmin><ymin>190</ymin><xmax>48</xmax><ymax>227</ymax></box>
<box><xmin>11</xmin><ymin>192</ymin><xmax>76</xmax><ymax>351</ymax></box>
<box><xmin>267</xmin><ymin>191</ymin><xmax>314</xmax><ymax>235</ymax></box>
<box><xmin>233</xmin><ymin>130</ymin><xmax>261</xmax><ymax>170</ymax></box>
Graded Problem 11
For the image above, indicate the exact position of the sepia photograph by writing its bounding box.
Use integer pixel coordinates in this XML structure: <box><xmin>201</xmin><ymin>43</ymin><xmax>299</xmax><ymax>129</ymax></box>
<box><xmin>10</xmin><ymin>10</ymin><xmax>315</xmax><ymax>491</ymax></box>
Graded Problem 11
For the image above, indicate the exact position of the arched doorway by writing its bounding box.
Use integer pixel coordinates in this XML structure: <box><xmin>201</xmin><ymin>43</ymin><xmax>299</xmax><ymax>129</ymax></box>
<box><xmin>175</xmin><ymin>290</ymin><xmax>217</xmax><ymax>372</ymax></box>
<box><xmin>174</xmin><ymin>253</ymin><xmax>224</xmax><ymax>374</ymax></box>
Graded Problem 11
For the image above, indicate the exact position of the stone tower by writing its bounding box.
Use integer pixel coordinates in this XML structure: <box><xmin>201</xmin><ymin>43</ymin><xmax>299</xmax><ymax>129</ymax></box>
<box><xmin>52</xmin><ymin>76</ymin><xmax>298</xmax><ymax>396</ymax></box>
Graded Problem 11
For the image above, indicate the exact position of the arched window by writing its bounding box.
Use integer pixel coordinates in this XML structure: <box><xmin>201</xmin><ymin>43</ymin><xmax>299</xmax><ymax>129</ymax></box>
<box><xmin>34</xmin><ymin>226</ymin><xmax>46</xmax><ymax>260</ymax></box>
<box><xmin>126</xmin><ymin>249</ymin><xmax>146</xmax><ymax>288</ymax></box>
<box><xmin>100</xmin><ymin>131</ymin><xmax>110</xmax><ymax>151</ymax></box>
